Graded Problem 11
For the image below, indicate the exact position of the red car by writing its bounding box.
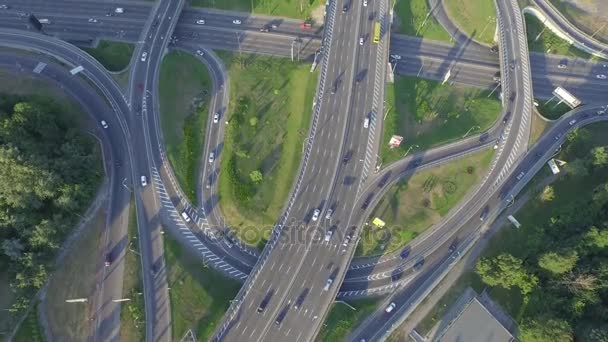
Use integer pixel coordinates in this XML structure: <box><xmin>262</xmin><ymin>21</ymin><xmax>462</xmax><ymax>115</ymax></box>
<box><xmin>300</xmin><ymin>22</ymin><xmax>312</xmax><ymax>30</ymax></box>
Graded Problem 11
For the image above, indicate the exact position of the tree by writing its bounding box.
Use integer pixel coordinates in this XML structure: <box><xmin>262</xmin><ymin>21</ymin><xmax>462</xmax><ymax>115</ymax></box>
<box><xmin>585</xmin><ymin>326</ymin><xmax>608</xmax><ymax>342</ymax></box>
<box><xmin>540</xmin><ymin>185</ymin><xmax>555</xmax><ymax>202</ymax></box>
<box><xmin>249</xmin><ymin>170</ymin><xmax>263</xmax><ymax>183</ymax></box>
<box><xmin>476</xmin><ymin>253</ymin><xmax>538</xmax><ymax>295</ymax></box>
<box><xmin>520</xmin><ymin>317</ymin><xmax>573</xmax><ymax>342</ymax></box>
<box><xmin>565</xmin><ymin>158</ymin><xmax>589</xmax><ymax>177</ymax></box>
<box><xmin>538</xmin><ymin>251</ymin><xmax>578</xmax><ymax>275</ymax></box>
<box><xmin>584</xmin><ymin>227</ymin><xmax>608</xmax><ymax>249</ymax></box>
<box><xmin>591</xmin><ymin>146</ymin><xmax>608</xmax><ymax>167</ymax></box>
<box><xmin>1</xmin><ymin>239</ymin><xmax>24</xmax><ymax>260</ymax></box>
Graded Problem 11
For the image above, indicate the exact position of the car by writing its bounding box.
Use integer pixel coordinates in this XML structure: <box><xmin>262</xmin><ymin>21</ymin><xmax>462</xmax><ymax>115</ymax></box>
<box><xmin>325</xmin><ymin>209</ymin><xmax>333</xmax><ymax>220</ymax></box>
<box><xmin>294</xmin><ymin>289</ymin><xmax>309</xmax><ymax>309</ymax></box>
<box><xmin>232</xmin><ymin>19</ymin><xmax>242</xmax><ymax>25</ymax></box>
<box><xmin>312</xmin><ymin>208</ymin><xmax>321</xmax><ymax>221</ymax></box>
<box><xmin>363</xmin><ymin>117</ymin><xmax>370</xmax><ymax>128</ymax></box>
<box><xmin>390</xmin><ymin>54</ymin><xmax>402</xmax><ymax>60</ymax></box>
<box><xmin>490</xmin><ymin>45</ymin><xmax>499</xmax><ymax>53</ymax></box>
<box><xmin>196</xmin><ymin>49</ymin><xmax>204</xmax><ymax>56</ymax></box>
<box><xmin>493</xmin><ymin>71</ymin><xmax>501</xmax><ymax>82</ymax></box>
<box><xmin>569</xmin><ymin>119</ymin><xmax>576</xmax><ymax>126</ymax></box>
<box><xmin>324</xmin><ymin>230</ymin><xmax>333</xmax><ymax>242</ymax></box>
<box><xmin>368</xmin><ymin>11</ymin><xmax>375</xmax><ymax>20</ymax></box>
<box><xmin>510</xmin><ymin>62</ymin><xmax>515</xmax><ymax>70</ymax></box>
<box><xmin>115</xmin><ymin>7</ymin><xmax>124</xmax><ymax>13</ymax></box>
<box><xmin>479</xmin><ymin>206</ymin><xmax>489</xmax><ymax>221</ymax></box>
<box><xmin>502</xmin><ymin>112</ymin><xmax>511</xmax><ymax>124</ymax></box>
<box><xmin>555</xmin><ymin>133</ymin><xmax>562</xmax><ymax>140</ymax></box>
<box><xmin>181</xmin><ymin>211</ymin><xmax>191</xmax><ymax>222</ymax></box>
<box><xmin>105</xmin><ymin>11</ymin><xmax>113</xmax><ymax>17</ymax></box>
<box><xmin>343</xmin><ymin>4</ymin><xmax>348</xmax><ymax>12</ymax></box>
<box><xmin>597</xmin><ymin>74</ymin><xmax>607</xmax><ymax>79</ymax></box>
<box><xmin>385</xmin><ymin>302</ymin><xmax>396</xmax><ymax>313</ymax></box>
<box><xmin>361</xmin><ymin>193</ymin><xmax>373</xmax><ymax>209</ymax></box>
<box><xmin>323</xmin><ymin>278</ymin><xmax>333</xmax><ymax>291</ymax></box>
<box><xmin>196</xmin><ymin>19</ymin><xmax>205</xmax><ymax>25</ymax></box>
<box><xmin>105</xmin><ymin>253</ymin><xmax>112</xmax><ymax>267</ymax></box>
<box><xmin>363</xmin><ymin>0</ymin><xmax>368</xmax><ymax>6</ymax></box>
<box><xmin>258</xmin><ymin>290</ymin><xmax>274</xmax><ymax>313</ymax></box>
<box><xmin>331</xmin><ymin>84</ymin><xmax>338</xmax><ymax>94</ymax></box>
<box><xmin>38</xmin><ymin>19</ymin><xmax>50</xmax><ymax>24</ymax></box>
<box><xmin>0</xmin><ymin>5</ymin><xmax>9</xmax><ymax>9</ymax></box>
<box><xmin>275</xmin><ymin>305</ymin><xmax>289</xmax><ymax>325</ymax></box>
<box><xmin>516</xmin><ymin>171</ymin><xmax>525</xmax><ymax>180</ymax></box>
<box><xmin>413</xmin><ymin>258</ymin><xmax>425</xmax><ymax>271</ymax></box>
<box><xmin>342</xmin><ymin>231</ymin><xmax>353</xmax><ymax>248</ymax></box>
<box><xmin>342</xmin><ymin>151</ymin><xmax>353</xmax><ymax>164</ymax></box>
<box><xmin>213</xmin><ymin>112</ymin><xmax>220</xmax><ymax>123</ymax></box>
<box><xmin>448</xmin><ymin>241</ymin><xmax>458</xmax><ymax>253</ymax></box>
<box><xmin>100</xmin><ymin>120</ymin><xmax>108</xmax><ymax>128</ymax></box>
<box><xmin>359</xmin><ymin>37</ymin><xmax>364</xmax><ymax>45</ymax></box>
<box><xmin>140</xmin><ymin>175</ymin><xmax>147</xmax><ymax>187</ymax></box>
<box><xmin>208</xmin><ymin>152</ymin><xmax>215</xmax><ymax>163</ymax></box>
<box><xmin>260</xmin><ymin>27</ymin><xmax>269</xmax><ymax>32</ymax></box>
<box><xmin>598</xmin><ymin>110</ymin><xmax>606</xmax><ymax>115</ymax></box>
<box><xmin>399</xmin><ymin>247</ymin><xmax>411</xmax><ymax>259</ymax></box>
<box><xmin>300</xmin><ymin>22</ymin><xmax>312</xmax><ymax>30</ymax></box>
<box><xmin>88</xmin><ymin>18</ymin><xmax>98</xmax><ymax>23</ymax></box>
<box><xmin>558</xmin><ymin>63</ymin><xmax>566</xmax><ymax>69</ymax></box>
<box><xmin>271</xmin><ymin>24</ymin><xmax>278</xmax><ymax>29</ymax></box>
<box><xmin>224</xmin><ymin>235</ymin><xmax>234</xmax><ymax>248</ymax></box>
<box><xmin>140</xmin><ymin>52</ymin><xmax>148</xmax><ymax>62</ymax></box>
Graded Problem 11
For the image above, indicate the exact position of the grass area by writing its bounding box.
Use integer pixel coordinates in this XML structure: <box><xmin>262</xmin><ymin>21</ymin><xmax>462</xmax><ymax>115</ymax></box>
<box><xmin>529</xmin><ymin>109</ymin><xmax>552</xmax><ymax>146</ymax></box>
<box><xmin>443</xmin><ymin>0</ymin><xmax>496</xmax><ymax>45</ymax></box>
<box><xmin>535</xmin><ymin>99</ymin><xmax>571</xmax><ymax>120</ymax></box>
<box><xmin>14</xmin><ymin>304</ymin><xmax>44</xmax><ymax>342</ymax></box>
<box><xmin>190</xmin><ymin>0</ymin><xmax>323</xmax><ymax>20</ymax></box>
<box><xmin>547</xmin><ymin>0</ymin><xmax>608</xmax><ymax>44</ymax></box>
<box><xmin>316</xmin><ymin>298</ymin><xmax>380</xmax><ymax>342</ymax></box>
<box><xmin>165</xmin><ymin>235</ymin><xmax>241</xmax><ymax>340</ymax></box>
<box><xmin>358</xmin><ymin>148</ymin><xmax>495</xmax><ymax>256</ymax></box>
<box><xmin>44</xmin><ymin>203</ymin><xmax>106</xmax><ymax>340</ymax></box>
<box><xmin>217</xmin><ymin>53</ymin><xmax>317</xmax><ymax>247</ymax></box>
<box><xmin>159</xmin><ymin>51</ymin><xmax>212</xmax><ymax>206</ymax></box>
<box><xmin>0</xmin><ymin>267</ymin><xmax>13</xmax><ymax>335</ymax></box>
<box><xmin>120</xmin><ymin>197</ymin><xmax>145</xmax><ymax>342</ymax></box>
<box><xmin>83</xmin><ymin>40</ymin><xmax>134</xmax><ymax>72</ymax></box>
<box><xmin>381</xmin><ymin>76</ymin><xmax>501</xmax><ymax>166</ymax></box>
<box><xmin>394</xmin><ymin>0</ymin><xmax>451</xmax><ymax>41</ymax></box>
<box><xmin>524</xmin><ymin>13</ymin><xmax>592</xmax><ymax>59</ymax></box>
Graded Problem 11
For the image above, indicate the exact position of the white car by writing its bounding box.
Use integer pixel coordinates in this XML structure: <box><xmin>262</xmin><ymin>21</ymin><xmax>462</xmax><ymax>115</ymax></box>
<box><xmin>213</xmin><ymin>112</ymin><xmax>220</xmax><ymax>123</ymax></box>
<box><xmin>232</xmin><ymin>19</ymin><xmax>242</xmax><ymax>25</ymax></box>
<box><xmin>323</xmin><ymin>278</ymin><xmax>333</xmax><ymax>291</ymax></box>
<box><xmin>359</xmin><ymin>37</ymin><xmax>364</xmax><ymax>45</ymax></box>
<box><xmin>140</xmin><ymin>175</ymin><xmax>147</xmax><ymax>187</ymax></box>
<box><xmin>88</xmin><ymin>18</ymin><xmax>98</xmax><ymax>23</ymax></box>
<box><xmin>181</xmin><ymin>211</ymin><xmax>191</xmax><ymax>222</ymax></box>
<box><xmin>363</xmin><ymin>117</ymin><xmax>370</xmax><ymax>128</ymax></box>
<box><xmin>597</xmin><ymin>74</ymin><xmax>607</xmax><ymax>79</ymax></box>
<box><xmin>196</xmin><ymin>19</ymin><xmax>205</xmax><ymax>25</ymax></box>
<box><xmin>324</xmin><ymin>230</ymin><xmax>333</xmax><ymax>242</ymax></box>
<box><xmin>140</xmin><ymin>51</ymin><xmax>148</xmax><ymax>62</ymax></box>
<box><xmin>100</xmin><ymin>120</ymin><xmax>108</xmax><ymax>128</ymax></box>
<box><xmin>390</xmin><ymin>54</ymin><xmax>402</xmax><ymax>60</ymax></box>
<box><xmin>312</xmin><ymin>209</ymin><xmax>321</xmax><ymax>221</ymax></box>
<box><xmin>196</xmin><ymin>49</ymin><xmax>204</xmax><ymax>56</ymax></box>
<box><xmin>208</xmin><ymin>152</ymin><xmax>215</xmax><ymax>163</ymax></box>
<box><xmin>568</xmin><ymin>119</ymin><xmax>576</xmax><ymax>126</ymax></box>
<box><xmin>385</xmin><ymin>302</ymin><xmax>396</xmax><ymax>313</ymax></box>
<box><xmin>325</xmin><ymin>209</ymin><xmax>333</xmax><ymax>220</ymax></box>
<box><xmin>363</xmin><ymin>0</ymin><xmax>368</xmax><ymax>6</ymax></box>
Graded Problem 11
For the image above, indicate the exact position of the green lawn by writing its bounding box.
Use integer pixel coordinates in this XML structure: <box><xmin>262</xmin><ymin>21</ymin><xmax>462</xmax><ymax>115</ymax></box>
<box><xmin>535</xmin><ymin>99</ymin><xmax>571</xmax><ymax>120</ymax></box>
<box><xmin>443</xmin><ymin>0</ymin><xmax>496</xmax><ymax>45</ymax></box>
<box><xmin>159</xmin><ymin>51</ymin><xmax>212</xmax><ymax>206</ymax></box>
<box><xmin>358</xmin><ymin>148</ymin><xmax>494</xmax><ymax>256</ymax></box>
<box><xmin>120</xmin><ymin>197</ymin><xmax>145</xmax><ymax>342</ymax></box>
<box><xmin>316</xmin><ymin>298</ymin><xmax>380</xmax><ymax>342</ymax></box>
<box><xmin>381</xmin><ymin>76</ymin><xmax>501</xmax><ymax>166</ymax></box>
<box><xmin>394</xmin><ymin>0</ymin><xmax>451</xmax><ymax>42</ymax></box>
<box><xmin>165</xmin><ymin>236</ymin><xmax>242</xmax><ymax>340</ymax></box>
<box><xmin>83</xmin><ymin>40</ymin><xmax>134</xmax><ymax>72</ymax></box>
<box><xmin>524</xmin><ymin>13</ymin><xmax>592</xmax><ymax>59</ymax></box>
<box><xmin>14</xmin><ymin>304</ymin><xmax>44</xmax><ymax>342</ymax></box>
<box><xmin>190</xmin><ymin>0</ymin><xmax>324</xmax><ymax>20</ymax></box>
<box><xmin>547</xmin><ymin>0</ymin><xmax>608</xmax><ymax>44</ymax></box>
<box><xmin>217</xmin><ymin>53</ymin><xmax>317</xmax><ymax>247</ymax></box>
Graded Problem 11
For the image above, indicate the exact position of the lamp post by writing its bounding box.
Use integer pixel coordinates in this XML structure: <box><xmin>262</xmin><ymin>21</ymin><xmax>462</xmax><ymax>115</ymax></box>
<box><xmin>335</xmin><ymin>300</ymin><xmax>356</xmax><ymax>311</ymax></box>
<box><xmin>462</xmin><ymin>125</ymin><xmax>480</xmax><ymax>138</ymax></box>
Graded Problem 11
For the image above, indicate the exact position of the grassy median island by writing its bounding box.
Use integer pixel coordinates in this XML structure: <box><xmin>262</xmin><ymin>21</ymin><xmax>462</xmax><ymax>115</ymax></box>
<box><xmin>524</xmin><ymin>13</ymin><xmax>592</xmax><ymax>59</ymax></box>
<box><xmin>358</xmin><ymin>148</ymin><xmax>494</xmax><ymax>256</ymax></box>
<box><xmin>190</xmin><ymin>0</ymin><xmax>323</xmax><ymax>19</ymax></box>
<box><xmin>165</xmin><ymin>235</ymin><xmax>241</xmax><ymax>341</ymax></box>
<box><xmin>317</xmin><ymin>298</ymin><xmax>380</xmax><ymax>342</ymax></box>
<box><xmin>159</xmin><ymin>51</ymin><xmax>212</xmax><ymax>205</ymax></box>
<box><xmin>83</xmin><ymin>40</ymin><xmax>134</xmax><ymax>72</ymax></box>
<box><xmin>443</xmin><ymin>0</ymin><xmax>496</xmax><ymax>45</ymax></box>
<box><xmin>218</xmin><ymin>53</ymin><xmax>317</xmax><ymax>247</ymax></box>
<box><xmin>394</xmin><ymin>0</ymin><xmax>451</xmax><ymax>42</ymax></box>
<box><xmin>381</xmin><ymin>76</ymin><xmax>501</xmax><ymax>166</ymax></box>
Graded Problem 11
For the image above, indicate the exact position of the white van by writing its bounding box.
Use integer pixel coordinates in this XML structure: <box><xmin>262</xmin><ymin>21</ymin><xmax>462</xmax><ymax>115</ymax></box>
<box><xmin>181</xmin><ymin>211</ymin><xmax>191</xmax><ymax>223</ymax></box>
<box><xmin>115</xmin><ymin>7</ymin><xmax>124</xmax><ymax>14</ymax></box>
<box><xmin>363</xmin><ymin>117</ymin><xmax>370</xmax><ymax>128</ymax></box>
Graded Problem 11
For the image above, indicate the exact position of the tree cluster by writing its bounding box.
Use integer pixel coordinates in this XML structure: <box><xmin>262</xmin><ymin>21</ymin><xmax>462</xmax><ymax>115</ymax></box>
<box><xmin>0</xmin><ymin>95</ymin><xmax>101</xmax><ymax>312</ymax></box>
<box><xmin>475</xmin><ymin>128</ymin><xmax>608</xmax><ymax>341</ymax></box>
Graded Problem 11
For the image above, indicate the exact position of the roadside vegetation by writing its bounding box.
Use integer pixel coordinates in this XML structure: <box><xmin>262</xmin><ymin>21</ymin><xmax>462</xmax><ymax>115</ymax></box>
<box><xmin>535</xmin><ymin>99</ymin><xmax>571</xmax><ymax>120</ymax></box>
<box><xmin>546</xmin><ymin>0</ymin><xmax>608</xmax><ymax>44</ymax></box>
<box><xmin>83</xmin><ymin>40</ymin><xmax>134</xmax><ymax>72</ymax></box>
<box><xmin>411</xmin><ymin>122</ymin><xmax>608</xmax><ymax>341</ymax></box>
<box><xmin>394</xmin><ymin>0</ymin><xmax>451</xmax><ymax>42</ymax></box>
<box><xmin>14</xmin><ymin>303</ymin><xmax>45</xmax><ymax>342</ymax></box>
<box><xmin>0</xmin><ymin>86</ymin><xmax>102</xmax><ymax>322</ymax></box>
<box><xmin>381</xmin><ymin>76</ymin><xmax>501</xmax><ymax>166</ymax></box>
<box><xmin>317</xmin><ymin>298</ymin><xmax>380</xmax><ymax>341</ymax></box>
<box><xmin>159</xmin><ymin>51</ymin><xmax>212</xmax><ymax>206</ymax></box>
<box><xmin>443</xmin><ymin>0</ymin><xmax>496</xmax><ymax>45</ymax></box>
<box><xmin>359</xmin><ymin>148</ymin><xmax>494</xmax><ymax>256</ymax></box>
<box><xmin>218</xmin><ymin>52</ymin><xmax>317</xmax><ymax>247</ymax></box>
<box><xmin>190</xmin><ymin>0</ymin><xmax>323</xmax><ymax>20</ymax></box>
<box><xmin>120</xmin><ymin>197</ymin><xmax>145</xmax><ymax>342</ymax></box>
<box><xmin>524</xmin><ymin>13</ymin><xmax>592</xmax><ymax>59</ymax></box>
<box><xmin>165</xmin><ymin>235</ymin><xmax>241</xmax><ymax>340</ymax></box>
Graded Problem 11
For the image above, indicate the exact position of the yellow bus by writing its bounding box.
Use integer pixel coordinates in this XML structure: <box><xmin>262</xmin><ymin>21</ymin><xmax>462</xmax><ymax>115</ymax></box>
<box><xmin>373</xmin><ymin>22</ymin><xmax>381</xmax><ymax>44</ymax></box>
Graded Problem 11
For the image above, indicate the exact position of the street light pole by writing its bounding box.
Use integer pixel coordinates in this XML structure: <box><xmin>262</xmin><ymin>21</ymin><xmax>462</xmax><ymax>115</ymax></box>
<box><xmin>462</xmin><ymin>125</ymin><xmax>480</xmax><ymax>138</ymax></box>
<box><xmin>335</xmin><ymin>300</ymin><xmax>356</xmax><ymax>311</ymax></box>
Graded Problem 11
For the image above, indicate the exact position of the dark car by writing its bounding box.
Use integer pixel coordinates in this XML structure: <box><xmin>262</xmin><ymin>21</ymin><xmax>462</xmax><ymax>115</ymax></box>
<box><xmin>448</xmin><ymin>240</ymin><xmax>458</xmax><ymax>253</ymax></box>
<box><xmin>479</xmin><ymin>206</ymin><xmax>490</xmax><ymax>221</ymax></box>
<box><xmin>413</xmin><ymin>258</ymin><xmax>425</xmax><ymax>271</ymax></box>
<box><xmin>105</xmin><ymin>253</ymin><xmax>112</xmax><ymax>267</ymax></box>
<box><xmin>369</xmin><ymin>11</ymin><xmax>375</xmax><ymax>20</ymax></box>
<box><xmin>258</xmin><ymin>290</ymin><xmax>274</xmax><ymax>313</ymax></box>
<box><xmin>275</xmin><ymin>304</ymin><xmax>290</xmax><ymax>325</ymax></box>
<box><xmin>378</xmin><ymin>172</ymin><xmax>392</xmax><ymax>188</ymax></box>
<box><xmin>361</xmin><ymin>193</ymin><xmax>374</xmax><ymax>209</ymax></box>
<box><xmin>502</xmin><ymin>111</ymin><xmax>511</xmax><ymax>124</ymax></box>
<box><xmin>342</xmin><ymin>4</ymin><xmax>348</xmax><ymax>12</ymax></box>
<box><xmin>343</xmin><ymin>150</ymin><xmax>353</xmax><ymax>164</ymax></box>
<box><xmin>294</xmin><ymin>288</ymin><xmax>309</xmax><ymax>310</ymax></box>
<box><xmin>399</xmin><ymin>247</ymin><xmax>411</xmax><ymax>260</ymax></box>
